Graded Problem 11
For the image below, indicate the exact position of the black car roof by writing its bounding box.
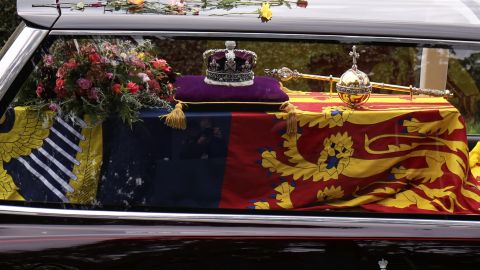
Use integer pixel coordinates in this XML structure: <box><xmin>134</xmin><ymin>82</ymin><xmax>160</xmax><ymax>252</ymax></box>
<box><xmin>19</xmin><ymin>0</ymin><xmax>480</xmax><ymax>42</ymax></box>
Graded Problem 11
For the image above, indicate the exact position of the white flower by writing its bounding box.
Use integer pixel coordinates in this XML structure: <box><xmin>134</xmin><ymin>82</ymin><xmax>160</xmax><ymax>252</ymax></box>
<box><xmin>137</xmin><ymin>73</ymin><xmax>150</xmax><ymax>82</ymax></box>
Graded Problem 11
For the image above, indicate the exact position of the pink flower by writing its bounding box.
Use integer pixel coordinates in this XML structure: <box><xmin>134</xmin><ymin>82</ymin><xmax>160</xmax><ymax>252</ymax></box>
<box><xmin>36</xmin><ymin>84</ymin><xmax>44</xmax><ymax>98</ymax></box>
<box><xmin>48</xmin><ymin>103</ymin><xmax>60</xmax><ymax>112</ymax></box>
<box><xmin>126</xmin><ymin>82</ymin><xmax>140</xmax><ymax>94</ymax></box>
<box><xmin>77</xmin><ymin>78</ymin><xmax>93</xmax><ymax>90</ymax></box>
<box><xmin>106</xmin><ymin>73</ymin><xmax>114</xmax><ymax>80</ymax></box>
<box><xmin>131</xmin><ymin>57</ymin><xmax>146</xmax><ymax>69</ymax></box>
<box><xmin>56</xmin><ymin>67</ymin><xmax>66</xmax><ymax>78</ymax></box>
<box><xmin>163</xmin><ymin>66</ymin><xmax>172</xmax><ymax>73</ymax></box>
<box><xmin>43</xmin><ymin>55</ymin><xmax>54</xmax><ymax>67</ymax></box>
<box><xmin>112</xmin><ymin>83</ymin><xmax>122</xmax><ymax>94</ymax></box>
<box><xmin>151</xmin><ymin>58</ymin><xmax>168</xmax><ymax>70</ymax></box>
<box><xmin>167</xmin><ymin>83</ymin><xmax>174</xmax><ymax>93</ymax></box>
<box><xmin>88</xmin><ymin>88</ymin><xmax>99</xmax><ymax>101</ymax></box>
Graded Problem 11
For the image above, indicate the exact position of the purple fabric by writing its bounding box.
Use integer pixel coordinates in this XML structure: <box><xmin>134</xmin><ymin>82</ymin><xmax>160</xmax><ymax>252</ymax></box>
<box><xmin>174</xmin><ymin>76</ymin><xmax>289</xmax><ymax>103</ymax></box>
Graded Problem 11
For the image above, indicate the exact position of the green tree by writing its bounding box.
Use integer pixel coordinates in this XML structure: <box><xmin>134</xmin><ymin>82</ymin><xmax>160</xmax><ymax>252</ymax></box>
<box><xmin>0</xmin><ymin>1</ymin><xmax>20</xmax><ymax>48</ymax></box>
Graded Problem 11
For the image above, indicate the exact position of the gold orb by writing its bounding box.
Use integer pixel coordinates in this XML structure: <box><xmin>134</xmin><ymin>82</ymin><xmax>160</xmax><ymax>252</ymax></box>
<box><xmin>336</xmin><ymin>68</ymin><xmax>372</xmax><ymax>108</ymax></box>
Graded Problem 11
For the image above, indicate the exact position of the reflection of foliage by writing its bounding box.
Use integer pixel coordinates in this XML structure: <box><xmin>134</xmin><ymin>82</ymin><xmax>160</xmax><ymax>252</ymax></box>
<box><xmin>209</xmin><ymin>41</ymin><xmax>418</xmax><ymax>92</ymax></box>
<box><xmin>0</xmin><ymin>1</ymin><xmax>20</xmax><ymax>48</ymax></box>
<box><xmin>308</xmin><ymin>45</ymin><xmax>417</xmax><ymax>93</ymax></box>
<box><xmin>151</xmin><ymin>39</ymin><xmax>208</xmax><ymax>75</ymax></box>
<box><xmin>448</xmin><ymin>53</ymin><xmax>480</xmax><ymax>134</ymax></box>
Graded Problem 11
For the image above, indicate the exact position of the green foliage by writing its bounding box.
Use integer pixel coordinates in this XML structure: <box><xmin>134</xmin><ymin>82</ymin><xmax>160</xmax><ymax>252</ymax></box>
<box><xmin>0</xmin><ymin>1</ymin><xmax>20</xmax><ymax>48</ymax></box>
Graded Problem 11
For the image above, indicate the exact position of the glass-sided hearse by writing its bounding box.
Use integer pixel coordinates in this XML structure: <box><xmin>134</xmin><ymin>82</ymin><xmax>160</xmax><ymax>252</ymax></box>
<box><xmin>1</xmin><ymin>0</ymin><xmax>480</xmax><ymax>269</ymax></box>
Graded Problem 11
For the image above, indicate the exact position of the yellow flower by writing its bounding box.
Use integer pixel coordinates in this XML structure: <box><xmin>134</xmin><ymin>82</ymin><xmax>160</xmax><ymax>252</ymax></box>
<box><xmin>259</xmin><ymin>2</ymin><xmax>272</xmax><ymax>23</ymax></box>
<box><xmin>137</xmin><ymin>52</ymin><xmax>145</xmax><ymax>61</ymax></box>
<box><xmin>128</xmin><ymin>0</ymin><xmax>145</xmax><ymax>5</ymax></box>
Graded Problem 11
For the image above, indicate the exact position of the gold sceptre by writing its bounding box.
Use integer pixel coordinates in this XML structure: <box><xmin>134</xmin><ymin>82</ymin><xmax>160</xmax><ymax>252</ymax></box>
<box><xmin>264</xmin><ymin>67</ymin><xmax>453</xmax><ymax>99</ymax></box>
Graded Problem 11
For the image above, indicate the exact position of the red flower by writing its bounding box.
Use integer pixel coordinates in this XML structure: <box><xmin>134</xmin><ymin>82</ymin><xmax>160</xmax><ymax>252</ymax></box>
<box><xmin>112</xmin><ymin>83</ymin><xmax>122</xmax><ymax>94</ymax></box>
<box><xmin>89</xmin><ymin>53</ymin><xmax>102</xmax><ymax>64</ymax></box>
<box><xmin>36</xmin><ymin>84</ymin><xmax>44</xmax><ymax>98</ymax></box>
<box><xmin>296</xmin><ymin>0</ymin><xmax>308</xmax><ymax>8</ymax></box>
<box><xmin>64</xmin><ymin>59</ymin><xmax>78</xmax><ymax>69</ymax></box>
<box><xmin>145</xmin><ymin>70</ymin><xmax>154</xmax><ymax>79</ymax></box>
<box><xmin>147</xmin><ymin>80</ymin><xmax>161</xmax><ymax>93</ymax></box>
<box><xmin>55</xmin><ymin>79</ymin><xmax>65</xmax><ymax>89</ymax></box>
<box><xmin>163</xmin><ymin>66</ymin><xmax>172</xmax><ymax>73</ymax></box>
<box><xmin>54</xmin><ymin>79</ymin><xmax>67</xmax><ymax>98</ymax></box>
<box><xmin>151</xmin><ymin>58</ymin><xmax>168</xmax><ymax>70</ymax></box>
<box><xmin>126</xmin><ymin>82</ymin><xmax>140</xmax><ymax>94</ymax></box>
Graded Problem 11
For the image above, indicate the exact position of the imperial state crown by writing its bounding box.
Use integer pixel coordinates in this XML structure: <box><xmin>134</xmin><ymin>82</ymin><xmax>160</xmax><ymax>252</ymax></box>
<box><xmin>203</xmin><ymin>41</ymin><xmax>257</xmax><ymax>87</ymax></box>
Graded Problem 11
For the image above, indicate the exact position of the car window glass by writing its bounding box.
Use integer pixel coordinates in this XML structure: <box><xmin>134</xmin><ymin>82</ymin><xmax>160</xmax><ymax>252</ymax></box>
<box><xmin>0</xmin><ymin>35</ymin><xmax>479</xmax><ymax>216</ymax></box>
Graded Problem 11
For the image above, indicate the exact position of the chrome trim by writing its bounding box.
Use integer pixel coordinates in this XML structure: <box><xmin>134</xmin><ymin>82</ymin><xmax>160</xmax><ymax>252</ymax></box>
<box><xmin>0</xmin><ymin>27</ymin><xmax>48</xmax><ymax>102</ymax></box>
<box><xmin>0</xmin><ymin>23</ymin><xmax>26</xmax><ymax>61</ymax></box>
<box><xmin>17</xmin><ymin>0</ymin><xmax>59</xmax><ymax>28</ymax></box>
<box><xmin>1</xmin><ymin>205</ymin><xmax>480</xmax><ymax>239</ymax></box>
<box><xmin>49</xmin><ymin>30</ymin><xmax>480</xmax><ymax>47</ymax></box>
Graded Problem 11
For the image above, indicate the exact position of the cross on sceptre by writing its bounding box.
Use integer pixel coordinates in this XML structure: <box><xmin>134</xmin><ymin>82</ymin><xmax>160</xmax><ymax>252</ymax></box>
<box><xmin>349</xmin><ymin>45</ymin><xmax>360</xmax><ymax>70</ymax></box>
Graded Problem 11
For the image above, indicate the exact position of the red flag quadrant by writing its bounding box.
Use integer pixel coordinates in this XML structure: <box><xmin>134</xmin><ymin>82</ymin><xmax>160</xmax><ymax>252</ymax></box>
<box><xmin>219</xmin><ymin>93</ymin><xmax>480</xmax><ymax>214</ymax></box>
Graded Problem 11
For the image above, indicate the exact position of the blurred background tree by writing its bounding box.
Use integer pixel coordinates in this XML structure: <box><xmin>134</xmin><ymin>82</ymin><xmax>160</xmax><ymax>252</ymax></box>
<box><xmin>0</xmin><ymin>0</ymin><xmax>478</xmax><ymax>133</ymax></box>
<box><xmin>0</xmin><ymin>1</ymin><xmax>20</xmax><ymax>48</ymax></box>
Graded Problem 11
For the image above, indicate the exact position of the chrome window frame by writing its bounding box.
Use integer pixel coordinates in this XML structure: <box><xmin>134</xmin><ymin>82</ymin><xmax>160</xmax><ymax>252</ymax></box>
<box><xmin>0</xmin><ymin>25</ymin><xmax>48</xmax><ymax>102</ymax></box>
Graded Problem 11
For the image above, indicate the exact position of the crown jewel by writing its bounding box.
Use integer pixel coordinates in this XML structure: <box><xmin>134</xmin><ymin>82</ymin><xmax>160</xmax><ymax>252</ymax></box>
<box><xmin>203</xmin><ymin>41</ymin><xmax>257</xmax><ymax>87</ymax></box>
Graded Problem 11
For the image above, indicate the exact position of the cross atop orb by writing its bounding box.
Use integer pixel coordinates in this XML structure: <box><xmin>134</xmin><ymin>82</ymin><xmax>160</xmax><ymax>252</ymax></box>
<box><xmin>349</xmin><ymin>45</ymin><xmax>360</xmax><ymax>70</ymax></box>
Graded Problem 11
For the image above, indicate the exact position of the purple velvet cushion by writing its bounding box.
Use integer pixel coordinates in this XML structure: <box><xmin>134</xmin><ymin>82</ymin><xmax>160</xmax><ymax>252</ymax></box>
<box><xmin>174</xmin><ymin>75</ymin><xmax>289</xmax><ymax>103</ymax></box>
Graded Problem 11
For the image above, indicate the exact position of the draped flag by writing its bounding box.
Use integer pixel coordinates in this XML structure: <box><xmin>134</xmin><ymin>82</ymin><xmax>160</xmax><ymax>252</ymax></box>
<box><xmin>0</xmin><ymin>107</ymin><xmax>102</xmax><ymax>204</ymax></box>
<box><xmin>220</xmin><ymin>93</ymin><xmax>480</xmax><ymax>214</ymax></box>
<box><xmin>2</xmin><ymin>93</ymin><xmax>480</xmax><ymax>214</ymax></box>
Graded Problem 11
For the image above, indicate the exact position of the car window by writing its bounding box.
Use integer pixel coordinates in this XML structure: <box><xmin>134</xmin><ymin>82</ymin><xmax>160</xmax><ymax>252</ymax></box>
<box><xmin>1</xmin><ymin>34</ymin><xmax>479</xmax><ymax>216</ymax></box>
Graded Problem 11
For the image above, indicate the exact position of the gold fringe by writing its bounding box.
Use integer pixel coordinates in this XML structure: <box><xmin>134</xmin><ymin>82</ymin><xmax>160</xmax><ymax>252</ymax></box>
<box><xmin>280</xmin><ymin>101</ymin><xmax>297</xmax><ymax>136</ymax></box>
<box><xmin>161</xmin><ymin>102</ymin><xmax>187</xmax><ymax>130</ymax></box>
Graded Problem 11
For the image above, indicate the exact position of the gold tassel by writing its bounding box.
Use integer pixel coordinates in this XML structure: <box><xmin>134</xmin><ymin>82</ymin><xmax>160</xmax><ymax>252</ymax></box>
<box><xmin>161</xmin><ymin>102</ymin><xmax>187</xmax><ymax>130</ymax></box>
<box><xmin>280</xmin><ymin>101</ymin><xmax>297</xmax><ymax>136</ymax></box>
<box><xmin>279</xmin><ymin>82</ymin><xmax>292</xmax><ymax>93</ymax></box>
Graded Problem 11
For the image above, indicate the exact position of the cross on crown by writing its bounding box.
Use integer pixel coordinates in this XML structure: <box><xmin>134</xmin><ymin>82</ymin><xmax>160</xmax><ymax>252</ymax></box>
<box><xmin>349</xmin><ymin>45</ymin><xmax>360</xmax><ymax>70</ymax></box>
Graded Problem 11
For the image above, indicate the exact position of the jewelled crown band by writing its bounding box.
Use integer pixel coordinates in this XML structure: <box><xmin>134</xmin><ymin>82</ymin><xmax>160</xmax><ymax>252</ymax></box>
<box><xmin>203</xmin><ymin>41</ymin><xmax>258</xmax><ymax>87</ymax></box>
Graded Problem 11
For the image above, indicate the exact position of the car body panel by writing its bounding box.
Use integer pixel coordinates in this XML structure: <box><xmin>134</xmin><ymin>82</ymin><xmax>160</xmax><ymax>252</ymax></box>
<box><xmin>18</xmin><ymin>0</ymin><xmax>478</xmax><ymax>42</ymax></box>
